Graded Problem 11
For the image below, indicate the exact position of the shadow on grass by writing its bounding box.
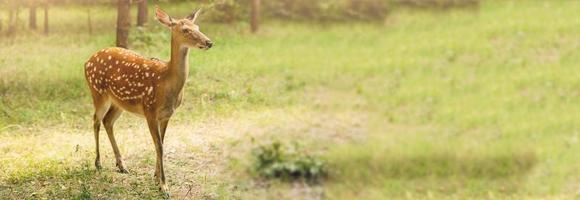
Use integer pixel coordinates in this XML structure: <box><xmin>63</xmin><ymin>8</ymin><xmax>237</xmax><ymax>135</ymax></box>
<box><xmin>1</xmin><ymin>160</ymin><xmax>96</xmax><ymax>199</ymax></box>
<box><xmin>0</xmin><ymin>159</ymin><xmax>163</xmax><ymax>199</ymax></box>
<box><xmin>368</xmin><ymin>152</ymin><xmax>537</xmax><ymax>179</ymax></box>
<box><xmin>327</xmin><ymin>140</ymin><xmax>538</xmax><ymax>181</ymax></box>
<box><xmin>325</xmin><ymin>148</ymin><xmax>538</xmax><ymax>197</ymax></box>
<box><xmin>328</xmin><ymin>150</ymin><xmax>537</xmax><ymax>180</ymax></box>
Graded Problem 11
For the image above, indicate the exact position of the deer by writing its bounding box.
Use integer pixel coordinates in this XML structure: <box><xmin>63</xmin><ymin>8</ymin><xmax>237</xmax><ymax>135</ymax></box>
<box><xmin>83</xmin><ymin>6</ymin><xmax>212</xmax><ymax>193</ymax></box>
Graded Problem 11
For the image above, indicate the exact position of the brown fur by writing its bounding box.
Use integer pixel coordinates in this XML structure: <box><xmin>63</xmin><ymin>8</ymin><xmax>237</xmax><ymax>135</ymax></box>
<box><xmin>84</xmin><ymin>6</ymin><xmax>212</xmax><ymax>194</ymax></box>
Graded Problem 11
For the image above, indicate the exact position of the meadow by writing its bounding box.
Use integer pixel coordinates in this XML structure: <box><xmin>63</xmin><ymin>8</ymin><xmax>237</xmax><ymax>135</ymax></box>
<box><xmin>0</xmin><ymin>0</ymin><xmax>579</xmax><ymax>199</ymax></box>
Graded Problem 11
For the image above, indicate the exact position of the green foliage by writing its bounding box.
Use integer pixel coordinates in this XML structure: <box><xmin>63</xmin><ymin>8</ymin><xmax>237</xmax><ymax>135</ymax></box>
<box><xmin>395</xmin><ymin>0</ymin><xmax>479</xmax><ymax>8</ymax></box>
<box><xmin>198</xmin><ymin>0</ymin><xmax>480</xmax><ymax>23</ymax></box>
<box><xmin>204</xmin><ymin>0</ymin><xmax>250</xmax><ymax>23</ymax></box>
<box><xmin>131</xmin><ymin>27</ymin><xmax>155</xmax><ymax>48</ymax></box>
<box><xmin>343</xmin><ymin>0</ymin><xmax>392</xmax><ymax>20</ymax></box>
<box><xmin>264</xmin><ymin>0</ymin><xmax>346</xmax><ymax>21</ymax></box>
<box><xmin>251</xmin><ymin>141</ymin><xmax>326</xmax><ymax>181</ymax></box>
<box><xmin>265</xmin><ymin>0</ymin><xmax>480</xmax><ymax>21</ymax></box>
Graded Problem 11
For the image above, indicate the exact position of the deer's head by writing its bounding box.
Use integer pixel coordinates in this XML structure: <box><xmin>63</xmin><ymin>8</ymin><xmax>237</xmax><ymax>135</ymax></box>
<box><xmin>155</xmin><ymin>6</ymin><xmax>213</xmax><ymax>50</ymax></box>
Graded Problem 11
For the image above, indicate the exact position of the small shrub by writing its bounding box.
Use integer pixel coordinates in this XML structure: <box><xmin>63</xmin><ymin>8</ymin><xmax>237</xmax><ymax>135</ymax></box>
<box><xmin>251</xmin><ymin>141</ymin><xmax>326</xmax><ymax>182</ymax></box>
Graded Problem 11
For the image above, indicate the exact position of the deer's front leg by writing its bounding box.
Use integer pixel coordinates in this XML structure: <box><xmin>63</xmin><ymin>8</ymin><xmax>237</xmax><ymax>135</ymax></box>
<box><xmin>146</xmin><ymin>116</ymin><xmax>168</xmax><ymax>193</ymax></box>
<box><xmin>93</xmin><ymin>116</ymin><xmax>102</xmax><ymax>170</ymax></box>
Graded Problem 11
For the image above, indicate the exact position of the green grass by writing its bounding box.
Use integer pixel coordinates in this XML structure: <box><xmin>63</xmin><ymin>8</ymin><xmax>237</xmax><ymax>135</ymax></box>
<box><xmin>1</xmin><ymin>0</ymin><xmax>579</xmax><ymax>199</ymax></box>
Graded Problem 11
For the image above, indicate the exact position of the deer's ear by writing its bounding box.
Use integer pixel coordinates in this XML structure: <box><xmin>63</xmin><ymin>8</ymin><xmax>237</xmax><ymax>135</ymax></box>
<box><xmin>155</xmin><ymin>6</ymin><xmax>175</xmax><ymax>27</ymax></box>
<box><xmin>186</xmin><ymin>9</ymin><xmax>201</xmax><ymax>23</ymax></box>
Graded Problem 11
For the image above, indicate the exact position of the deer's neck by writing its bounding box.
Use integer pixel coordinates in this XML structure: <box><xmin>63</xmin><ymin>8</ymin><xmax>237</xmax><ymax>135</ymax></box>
<box><xmin>166</xmin><ymin>37</ymin><xmax>190</xmax><ymax>90</ymax></box>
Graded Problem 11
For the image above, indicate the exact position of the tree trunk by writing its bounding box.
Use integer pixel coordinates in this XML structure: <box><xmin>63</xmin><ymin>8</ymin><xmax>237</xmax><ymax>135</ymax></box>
<box><xmin>251</xmin><ymin>0</ymin><xmax>260</xmax><ymax>33</ymax></box>
<box><xmin>43</xmin><ymin>3</ymin><xmax>48</xmax><ymax>35</ymax></box>
<box><xmin>87</xmin><ymin>8</ymin><xmax>92</xmax><ymax>36</ymax></box>
<box><xmin>29</xmin><ymin>4</ymin><xmax>37</xmax><ymax>30</ymax></box>
<box><xmin>0</xmin><ymin>9</ymin><xmax>3</xmax><ymax>32</ymax></box>
<box><xmin>15</xmin><ymin>5</ymin><xmax>21</xmax><ymax>25</ymax></box>
<box><xmin>9</xmin><ymin>4</ymin><xmax>20</xmax><ymax>35</ymax></box>
<box><xmin>8</xmin><ymin>8</ymin><xmax>15</xmax><ymax>35</ymax></box>
<box><xmin>137</xmin><ymin>0</ymin><xmax>148</xmax><ymax>27</ymax></box>
<box><xmin>116</xmin><ymin>0</ymin><xmax>131</xmax><ymax>48</ymax></box>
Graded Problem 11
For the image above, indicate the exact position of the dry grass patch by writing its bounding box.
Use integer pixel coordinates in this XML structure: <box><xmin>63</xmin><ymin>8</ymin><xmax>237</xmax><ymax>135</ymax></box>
<box><xmin>0</xmin><ymin>107</ymin><xmax>369</xmax><ymax>199</ymax></box>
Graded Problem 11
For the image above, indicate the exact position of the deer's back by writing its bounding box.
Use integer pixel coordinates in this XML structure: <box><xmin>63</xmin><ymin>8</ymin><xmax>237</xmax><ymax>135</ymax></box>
<box><xmin>84</xmin><ymin>47</ymin><xmax>167</xmax><ymax>107</ymax></box>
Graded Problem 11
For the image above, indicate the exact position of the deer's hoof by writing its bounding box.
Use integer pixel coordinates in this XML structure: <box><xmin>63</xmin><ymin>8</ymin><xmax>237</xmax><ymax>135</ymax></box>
<box><xmin>160</xmin><ymin>184</ymin><xmax>170</xmax><ymax>198</ymax></box>
<box><xmin>116</xmin><ymin>162</ymin><xmax>129</xmax><ymax>173</ymax></box>
<box><xmin>95</xmin><ymin>161</ymin><xmax>102</xmax><ymax>170</ymax></box>
<box><xmin>117</xmin><ymin>168</ymin><xmax>129</xmax><ymax>174</ymax></box>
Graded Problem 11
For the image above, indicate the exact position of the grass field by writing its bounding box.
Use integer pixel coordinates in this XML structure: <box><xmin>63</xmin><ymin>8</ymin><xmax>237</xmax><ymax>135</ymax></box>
<box><xmin>1</xmin><ymin>0</ymin><xmax>579</xmax><ymax>199</ymax></box>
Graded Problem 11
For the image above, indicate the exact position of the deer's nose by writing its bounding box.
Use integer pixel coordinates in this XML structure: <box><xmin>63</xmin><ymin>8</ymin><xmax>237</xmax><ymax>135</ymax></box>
<box><xmin>206</xmin><ymin>41</ymin><xmax>213</xmax><ymax>48</ymax></box>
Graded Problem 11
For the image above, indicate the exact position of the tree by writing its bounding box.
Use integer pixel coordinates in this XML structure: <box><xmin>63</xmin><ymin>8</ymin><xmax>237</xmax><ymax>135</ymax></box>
<box><xmin>8</xmin><ymin>1</ymin><xmax>20</xmax><ymax>36</ymax></box>
<box><xmin>87</xmin><ymin>7</ymin><xmax>93</xmax><ymax>35</ymax></box>
<box><xmin>0</xmin><ymin>8</ymin><xmax>3</xmax><ymax>32</ymax></box>
<box><xmin>82</xmin><ymin>0</ymin><xmax>93</xmax><ymax>36</ymax></box>
<box><xmin>136</xmin><ymin>0</ymin><xmax>148</xmax><ymax>27</ymax></box>
<box><xmin>116</xmin><ymin>0</ymin><xmax>131</xmax><ymax>48</ymax></box>
<box><xmin>29</xmin><ymin>0</ymin><xmax>37</xmax><ymax>30</ymax></box>
<box><xmin>251</xmin><ymin>0</ymin><xmax>260</xmax><ymax>33</ymax></box>
<box><xmin>43</xmin><ymin>1</ymin><xmax>48</xmax><ymax>35</ymax></box>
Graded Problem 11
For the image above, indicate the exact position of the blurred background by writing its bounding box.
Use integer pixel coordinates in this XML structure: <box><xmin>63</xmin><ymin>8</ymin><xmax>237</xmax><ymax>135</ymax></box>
<box><xmin>0</xmin><ymin>0</ymin><xmax>579</xmax><ymax>199</ymax></box>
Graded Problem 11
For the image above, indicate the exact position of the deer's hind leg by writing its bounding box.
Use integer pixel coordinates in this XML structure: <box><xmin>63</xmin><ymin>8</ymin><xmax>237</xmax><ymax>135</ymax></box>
<box><xmin>92</xmin><ymin>95</ymin><xmax>111</xmax><ymax>170</ymax></box>
<box><xmin>102</xmin><ymin>105</ymin><xmax>128</xmax><ymax>173</ymax></box>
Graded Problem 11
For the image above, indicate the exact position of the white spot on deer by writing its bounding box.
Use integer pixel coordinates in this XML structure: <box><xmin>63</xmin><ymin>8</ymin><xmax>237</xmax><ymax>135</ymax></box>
<box><xmin>145</xmin><ymin>72</ymin><xmax>149</xmax><ymax>77</ymax></box>
<box><xmin>147</xmin><ymin>87</ymin><xmax>153</xmax><ymax>95</ymax></box>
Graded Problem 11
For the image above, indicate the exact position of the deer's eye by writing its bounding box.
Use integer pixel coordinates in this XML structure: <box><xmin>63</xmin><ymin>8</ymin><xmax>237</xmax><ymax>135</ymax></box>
<box><xmin>181</xmin><ymin>29</ymin><xmax>190</xmax><ymax>33</ymax></box>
